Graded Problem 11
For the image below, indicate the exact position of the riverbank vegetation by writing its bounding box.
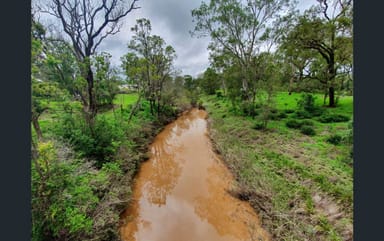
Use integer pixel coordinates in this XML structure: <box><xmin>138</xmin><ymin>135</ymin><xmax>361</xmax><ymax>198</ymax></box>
<box><xmin>31</xmin><ymin>4</ymin><xmax>191</xmax><ymax>239</ymax></box>
<box><xmin>31</xmin><ymin>0</ymin><xmax>352</xmax><ymax>240</ymax></box>
<box><xmin>203</xmin><ymin>92</ymin><xmax>353</xmax><ymax>241</ymax></box>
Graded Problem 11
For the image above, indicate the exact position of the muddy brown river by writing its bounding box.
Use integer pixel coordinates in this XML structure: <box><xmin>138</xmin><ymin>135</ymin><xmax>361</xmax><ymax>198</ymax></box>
<box><xmin>120</xmin><ymin>108</ymin><xmax>270</xmax><ymax>241</ymax></box>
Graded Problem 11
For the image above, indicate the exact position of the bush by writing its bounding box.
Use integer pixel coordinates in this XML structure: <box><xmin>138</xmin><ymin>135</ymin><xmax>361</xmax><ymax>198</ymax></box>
<box><xmin>301</xmin><ymin>120</ymin><xmax>314</xmax><ymax>126</ymax></box>
<box><xmin>318</xmin><ymin>113</ymin><xmax>350</xmax><ymax>123</ymax></box>
<box><xmin>55</xmin><ymin>113</ymin><xmax>123</xmax><ymax>168</ymax></box>
<box><xmin>296</xmin><ymin>93</ymin><xmax>324</xmax><ymax>117</ymax></box>
<box><xmin>277</xmin><ymin>112</ymin><xmax>288</xmax><ymax>119</ymax></box>
<box><xmin>32</xmin><ymin>141</ymin><xmax>99</xmax><ymax>241</ymax></box>
<box><xmin>268</xmin><ymin>112</ymin><xmax>280</xmax><ymax>120</ymax></box>
<box><xmin>327</xmin><ymin>134</ymin><xmax>343</xmax><ymax>145</ymax></box>
<box><xmin>216</xmin><ymin>90</ymin><xmax>224</xmax><ymax>98</ymax></box>
<box><xmin>300</xmin><ymin>125</ymin><xmax>316</xmax><ymax>136</ymax></box>
<box><xmin>297</xmin><ymin>93</ymin><xmax>317</xmax><ymax>113</ymax></box>
<box><xmin>285</xmin><ymin>109</ymin><xmax>295</xmax><ymax>114</ymax></box>
<box><xmin>252</xmin><ymin>122</ymin><xmax>265</xmax><ymax>130</ymax></box>
<box><xmin>241</xmin><ymin>102</ymin><xmax>258</xmax><ymax>117</ymax></box>
<box><xmin>286</xmin><ymin>119</ymin><xmax>303</xmax><ymax>129</ymax></box>
<box><xmin>295</xmin><ymin>110</ymin><xmax>312</xmax><ymax>119</ymax></box>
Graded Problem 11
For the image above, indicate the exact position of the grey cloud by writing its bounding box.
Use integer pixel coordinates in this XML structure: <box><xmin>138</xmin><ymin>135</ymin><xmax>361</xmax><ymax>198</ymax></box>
<box><xmin>98</xmin><ymin>0</ymin><xmax>317</xmax><ymax>77</ymax></box>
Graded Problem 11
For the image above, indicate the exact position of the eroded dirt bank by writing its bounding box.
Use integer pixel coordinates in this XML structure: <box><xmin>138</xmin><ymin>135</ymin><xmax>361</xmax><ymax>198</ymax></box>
<box><xmin>120</xmin><ymin>108</ymin><xmax>270</xmax><ymax>241</ymax></box>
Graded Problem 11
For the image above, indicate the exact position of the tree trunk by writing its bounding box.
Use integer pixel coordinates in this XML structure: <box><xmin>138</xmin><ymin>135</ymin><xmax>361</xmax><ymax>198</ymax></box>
<box><xmin>86</xmin><ymin>67</ymin><xmax>97</xmax><ymax>119</ymax></box>
<box><xmin>32</xmin><ymin>115</ymin><xmax>43</xmax><ymax>140</ymax></box>
<box><xmin>323</xmin><ymin>91</ymin><xmax>328</xmax><ymax>105</ymax></box>
<box><xmin>128</xmin><ymin>92</ymin><xmax>143</xmax><ymax>123</ymax></box>
<box><xmin>329</xmin><ymin>86</ymin><xmax>335</xmax><ymax>107</ymax></box>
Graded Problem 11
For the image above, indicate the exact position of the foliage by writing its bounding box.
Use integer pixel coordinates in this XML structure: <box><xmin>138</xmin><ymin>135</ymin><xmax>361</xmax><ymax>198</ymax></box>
<box><xmin>56</xmin><ymin>113</ymin><xmax>124</xmax><ymax>167</ymax></box>
<box><xmin>300</xmin><ymin>125</ymin><xmax>316</xmax><ymax>136</ymax></box>
<box><xmin>301</xmin><ymin>120</ymin><xmax>314</xmax><ymax>126</ymax></box>
<box><xmin>200</xmin><ymin>67</ymin><xmax>221</xmax><ymax>95</ymax></box>
<box><xmin>252</xmin><ymin>122</ymin><xmax>265</xmax><ymax>130</ymax></box>
<box><xmin>277</xmin><ymin>111</ymin><xmax>288</xmax><ymax>119</ymax></box>
<box><xmin>296</xmin><ymin>93</ymin><xmax>324</xmax><ymax>117</ymax></box>
<box><xmin>280</xmin><ymin>0</ymin><xmax>353</xmax><ymax>107</ymax></box>
<box><xmin>31</xmin><ymin>141</ymin><xmax>98</xmax><ymax>240</ymax></box>
<box><xmin>122</xmin><ymin>18</ymin><xmax>177</xmax><ymax>116</ymax></box>
<box><xmin>318</xmin><ymin>113</ymin><xmax>350</xmax><ymax>123</ymax></box>
<box><xmin>285</xmin><ymin>119</ymin><xmax>302</xmax><ymax>129</ymax></box>
<box><xmin>192</xmin><ymin>0</ymin><xmax>296</xmax><ymax>103</ymax></box>
<box><xmin>327</xmin><ymin>134</ymin><xmax>343</xmax><ymax>145</ymax></box>
<box><xmin>93</xmin><ymin>52</ymin><xmax>121</xmax><ymax>107</ymax></box>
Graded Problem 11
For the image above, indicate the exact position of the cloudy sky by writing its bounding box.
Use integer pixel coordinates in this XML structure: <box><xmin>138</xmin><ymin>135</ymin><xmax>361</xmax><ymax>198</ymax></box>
<box><xmin>42</xmin><ymin>0</ymin><xmax>317</xmax><ymax>78</ymax></box>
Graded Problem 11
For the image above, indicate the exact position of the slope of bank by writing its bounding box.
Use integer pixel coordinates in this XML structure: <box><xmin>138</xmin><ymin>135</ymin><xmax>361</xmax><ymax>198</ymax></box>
<box><xmin>202</xmin><ymin>93</ymin><xmax>353</xmax><ymax>241</ymax></box>
<box><xmin>32</xmin><ymin>93</ymin><xmax>191</xmax><ymax>241</ymax></box>
<box><xmin>120</xmin><ymin>108</ymin><xmax>271</xmax><ymax>241</ymax></box>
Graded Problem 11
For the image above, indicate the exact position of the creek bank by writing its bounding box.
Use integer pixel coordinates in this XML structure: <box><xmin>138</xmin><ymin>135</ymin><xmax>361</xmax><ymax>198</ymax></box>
<box><xmin>89</xmin><ymin>106</ymin><xmax>189</xmax><ymax>241</ymax></box>
<box><xmin>119</xmin><ymin>108</ymin><xmax>270</xmax><ymax>241</ymax></box>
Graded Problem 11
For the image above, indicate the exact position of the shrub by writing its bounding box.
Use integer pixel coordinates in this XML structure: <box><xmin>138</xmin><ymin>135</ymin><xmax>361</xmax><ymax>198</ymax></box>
<box><xmin>270</xmin><ymin>108</ymin><xmax>278</xmax><ymax>114</ymax></box>
<box><xmin>301</xmin><ymin>120</ymin><xmax>314</xmax><ymax>126</ymax></box>
<box><xmin>318</xmin><ymin>113</ymin><xmax>350</xmax><ymax>123</ymax></box>
<box><xmin>296</xmin><ymin>93</ymin><xmax>324</xmax><ymax>117</ymax></box>
<box><xmin>277</xmin><ymin>112</ymin><xmax>288</xmax><ymax>119</ymax></box>
<box><xmin>252</xmin><ymin>122</ymin><xmax>265</xmax><ymax>130</ymax></box>
<box><xmin>268</xmin><ymin>112</ymin><xmax>280</xmax><ymax>120</ymax></box>
<box><xmin>216</xmin><ymin>90</ymin><xmax>224</xmax><ymax>98</ymax></box>
<box><xmin>297</xmin><ymin>93</ymin><xmax>317</xmax><ymax>113</ymax></box>
<box><xmin>286</xmin><ymin>119</ymin><xmax>303</xmax><ymax>129</ymax></box>
<box><xmin>327</xmin><ymin>134</ymin><xmax>343</xmax><ymax>145</ymax></box>
<box><xmin>55</xmin><ymin>113</ymin><xmax>123</xmax><ymax>168</ymax></box>
<box><xmin>300</xmin><ymin>125</ymin><xmax>316</xmax><ymax>136</ymax></box>
<box><xmin>285</xmin><ymin>109</ymin><xmax>295</xmax><ymax>114</ymax></box>
<box><xmin>32</xmin><ymin>141</ymin><xmax>98</xmax><ymax>241</ymax></box>
<box><xmin>295</xmin><ymin>110</ymin><xmax>312</xmax><ymax>119</ymax></box>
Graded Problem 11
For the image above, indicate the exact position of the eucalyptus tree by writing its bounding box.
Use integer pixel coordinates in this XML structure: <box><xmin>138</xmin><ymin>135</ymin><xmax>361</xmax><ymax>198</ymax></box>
<box><xmin>191</xmin><ymin>0</ymin><xmax>296</xmax><ymax>104</ymax></box>
<box><xmin>40</xmin><ymin>0</ymin><xmax>139</xmax><ymax>123</ymax></box>
<box><xmin>122</xmin><ymin>18</ymin><xmax>176</xmax><ymax>116</ymax></box>
<box><xmin>200</xmin><ymin>67</ymin><xmax>220</xmax><ymax>95</ymax></box>
<box><xmin>93</xmin><ymin>52</ymin><xmax>120</xmax><ymax>106</ymax></box>
<box><xmin>282</xmin><ymin>0</ymin><xmax>353</xmax><ymax>106</ymax></box>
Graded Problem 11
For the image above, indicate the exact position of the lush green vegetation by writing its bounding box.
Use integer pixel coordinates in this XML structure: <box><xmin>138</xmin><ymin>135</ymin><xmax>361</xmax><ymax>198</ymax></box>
<box><xmin>32</xmin><ymin>0</ymin><xmax>352</xmax><ymax>240</ymax></box>
<box><xmin>32</xmin><ymin>92</ymin><xmax>189</xmax><ymax>240</ymax></box>
<box><xmin>31</xmin><ymin>4</ymin><xmax>189</xmax><ymax>239</ymax></box>
<box><xmin>202</xmin><ymin>92</ymin><xmax>353</xmax><ymax>241</ymax></box>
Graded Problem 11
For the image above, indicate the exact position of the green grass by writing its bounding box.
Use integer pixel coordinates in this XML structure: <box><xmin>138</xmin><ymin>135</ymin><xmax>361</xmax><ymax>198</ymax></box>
<box><xmin>202</xmin><ymin>91</ymin><xmax>353</xmax><ymax>241</ymax></box>
<box><xmin>32</xmin><ymin>92</ymin><xmax>171</xmax><ymax>240</ymax></box>
<box><xmin>113</xmin><ymin>93</ymin><xmax>139</xmax><ymax>108</ymax></box>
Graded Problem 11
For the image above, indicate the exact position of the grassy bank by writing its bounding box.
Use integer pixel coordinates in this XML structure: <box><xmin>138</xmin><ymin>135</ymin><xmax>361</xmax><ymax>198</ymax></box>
<box><xmin>32</xmin><ymin>93</ymin><xmax>189</xmax><ymax>241</ymax></box>
<box><xmin>203</xmin><ymin>92</ymin><xmax>353</xmax><ymax>241</ymax></box>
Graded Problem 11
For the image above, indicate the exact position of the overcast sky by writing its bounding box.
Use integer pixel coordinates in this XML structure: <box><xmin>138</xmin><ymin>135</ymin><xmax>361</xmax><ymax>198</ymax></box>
<box><xmin>42</xmin><ymin>0</ymin><xmax>317</xmax><ymax>78</ymax></box>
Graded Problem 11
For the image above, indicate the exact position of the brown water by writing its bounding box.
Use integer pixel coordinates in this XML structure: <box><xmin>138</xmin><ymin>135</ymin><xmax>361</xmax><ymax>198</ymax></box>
<box><xmin>120</xmin><ymin>109</ymin><xmax>270</xmax><ymax>241</ymax></box>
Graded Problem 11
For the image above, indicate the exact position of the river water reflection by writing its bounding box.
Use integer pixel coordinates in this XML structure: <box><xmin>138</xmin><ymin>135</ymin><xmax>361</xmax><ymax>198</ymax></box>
<box><xmin>120</xmin><ymin>108</ymin><xmax>270</xmax><ymax>241</ymax></box>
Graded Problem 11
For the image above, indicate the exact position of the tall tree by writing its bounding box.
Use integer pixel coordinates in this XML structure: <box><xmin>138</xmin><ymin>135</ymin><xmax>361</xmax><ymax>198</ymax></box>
<box><xmin>191</xmin><ymin>0</ymin><xmax>296</xmax><ymax>102</ymax></box>
<box><xmin>41</xmin><ymin>0</ymin><xmax>139</xmax><ymax>123</ymax></box>
<box><xmin>123</xmin><ymin>18</ymin><xmax>176</xmax><ymax>116</ymax></box>
<box><xmin>200</xmin><ymin>67</ymin><xmax>220</xmax><ymax>95</ymax></box>
<box><xmin>282</xmin><ymin>0</ymin><xmax>353</xmax><ymax>106</ymax></box>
